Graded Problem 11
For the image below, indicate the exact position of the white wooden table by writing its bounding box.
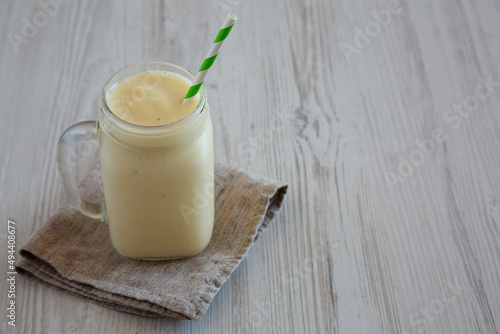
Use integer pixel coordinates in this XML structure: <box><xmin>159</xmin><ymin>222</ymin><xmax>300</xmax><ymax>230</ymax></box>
<box><xmin>1</xmin><ymin>0</ymin><xmax>499</xmax><ymax>333</ymax></box>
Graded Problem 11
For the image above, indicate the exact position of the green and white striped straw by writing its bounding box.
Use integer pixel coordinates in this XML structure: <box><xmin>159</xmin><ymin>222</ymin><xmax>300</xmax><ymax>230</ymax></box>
<box><xmin>183</xmin><ymin>13</ymin><xmax>237</xmax><ymax>104</ymax></box>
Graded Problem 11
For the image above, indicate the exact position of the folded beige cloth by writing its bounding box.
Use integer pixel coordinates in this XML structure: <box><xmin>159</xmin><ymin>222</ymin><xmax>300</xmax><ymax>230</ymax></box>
<box><xmin>16</xmin><ymin>163</ymin><xmax>287</xmax><ymax>321</ymax></box>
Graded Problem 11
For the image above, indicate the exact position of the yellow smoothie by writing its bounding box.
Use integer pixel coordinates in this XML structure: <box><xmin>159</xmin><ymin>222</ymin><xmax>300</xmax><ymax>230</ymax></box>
<box><xmin>108</xmin><ymin>71</ymin><xmax>199</xmax><ymax>126</ymax></box>
<box><xmin>99</xmin><ymin>70</ymin><xmax>214</xmax><ymax>259</ymax></box>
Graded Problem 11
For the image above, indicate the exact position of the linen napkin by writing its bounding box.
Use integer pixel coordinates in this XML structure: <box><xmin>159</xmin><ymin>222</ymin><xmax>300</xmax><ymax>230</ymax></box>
<box><xmin>16</xmin><ymin>163</ymin><xmax>287</xmax><ymax>321</ymax></box>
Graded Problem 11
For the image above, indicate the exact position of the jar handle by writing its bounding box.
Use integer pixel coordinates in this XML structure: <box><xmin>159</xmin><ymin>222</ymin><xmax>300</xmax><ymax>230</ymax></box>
<box><xmin>57</xmin><ymin>121</ymin><xmax>103</xmax><ymax>220</ymax></box>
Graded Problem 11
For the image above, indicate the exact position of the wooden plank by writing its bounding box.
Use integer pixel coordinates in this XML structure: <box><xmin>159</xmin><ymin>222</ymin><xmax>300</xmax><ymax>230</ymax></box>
<box><xmin>0</xmin><ymin>0</ymin><xmax>499</xmax><ymax>333</ymax></box>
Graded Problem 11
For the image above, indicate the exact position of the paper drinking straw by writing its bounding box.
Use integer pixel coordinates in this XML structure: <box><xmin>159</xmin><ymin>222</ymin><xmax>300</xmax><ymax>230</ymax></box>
<box><xmin>183</xmin><ymin>13</ymin><xmax>237</xmax><ymax>104</ymax></box>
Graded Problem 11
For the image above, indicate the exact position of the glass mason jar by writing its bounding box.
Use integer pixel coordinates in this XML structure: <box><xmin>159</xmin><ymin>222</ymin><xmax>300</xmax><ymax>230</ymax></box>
<box><xmin>57</xmin><ymin>62</ymin><xmax>214</xmax><ymax>260</ymax></box>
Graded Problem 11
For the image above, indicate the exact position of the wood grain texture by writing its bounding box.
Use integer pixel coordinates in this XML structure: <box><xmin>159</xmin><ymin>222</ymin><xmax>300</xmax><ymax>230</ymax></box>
<box><xmin>1</xmin><ymin>0</ymin><xmax>499</xmax><ymax>333</ymax></box>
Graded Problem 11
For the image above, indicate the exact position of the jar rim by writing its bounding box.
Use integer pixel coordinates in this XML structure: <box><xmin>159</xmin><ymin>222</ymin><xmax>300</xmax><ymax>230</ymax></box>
<box><xmin>100</xmin><ymin>61</ymin><xmax>207</xmax><ymax>134</ymax></box>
